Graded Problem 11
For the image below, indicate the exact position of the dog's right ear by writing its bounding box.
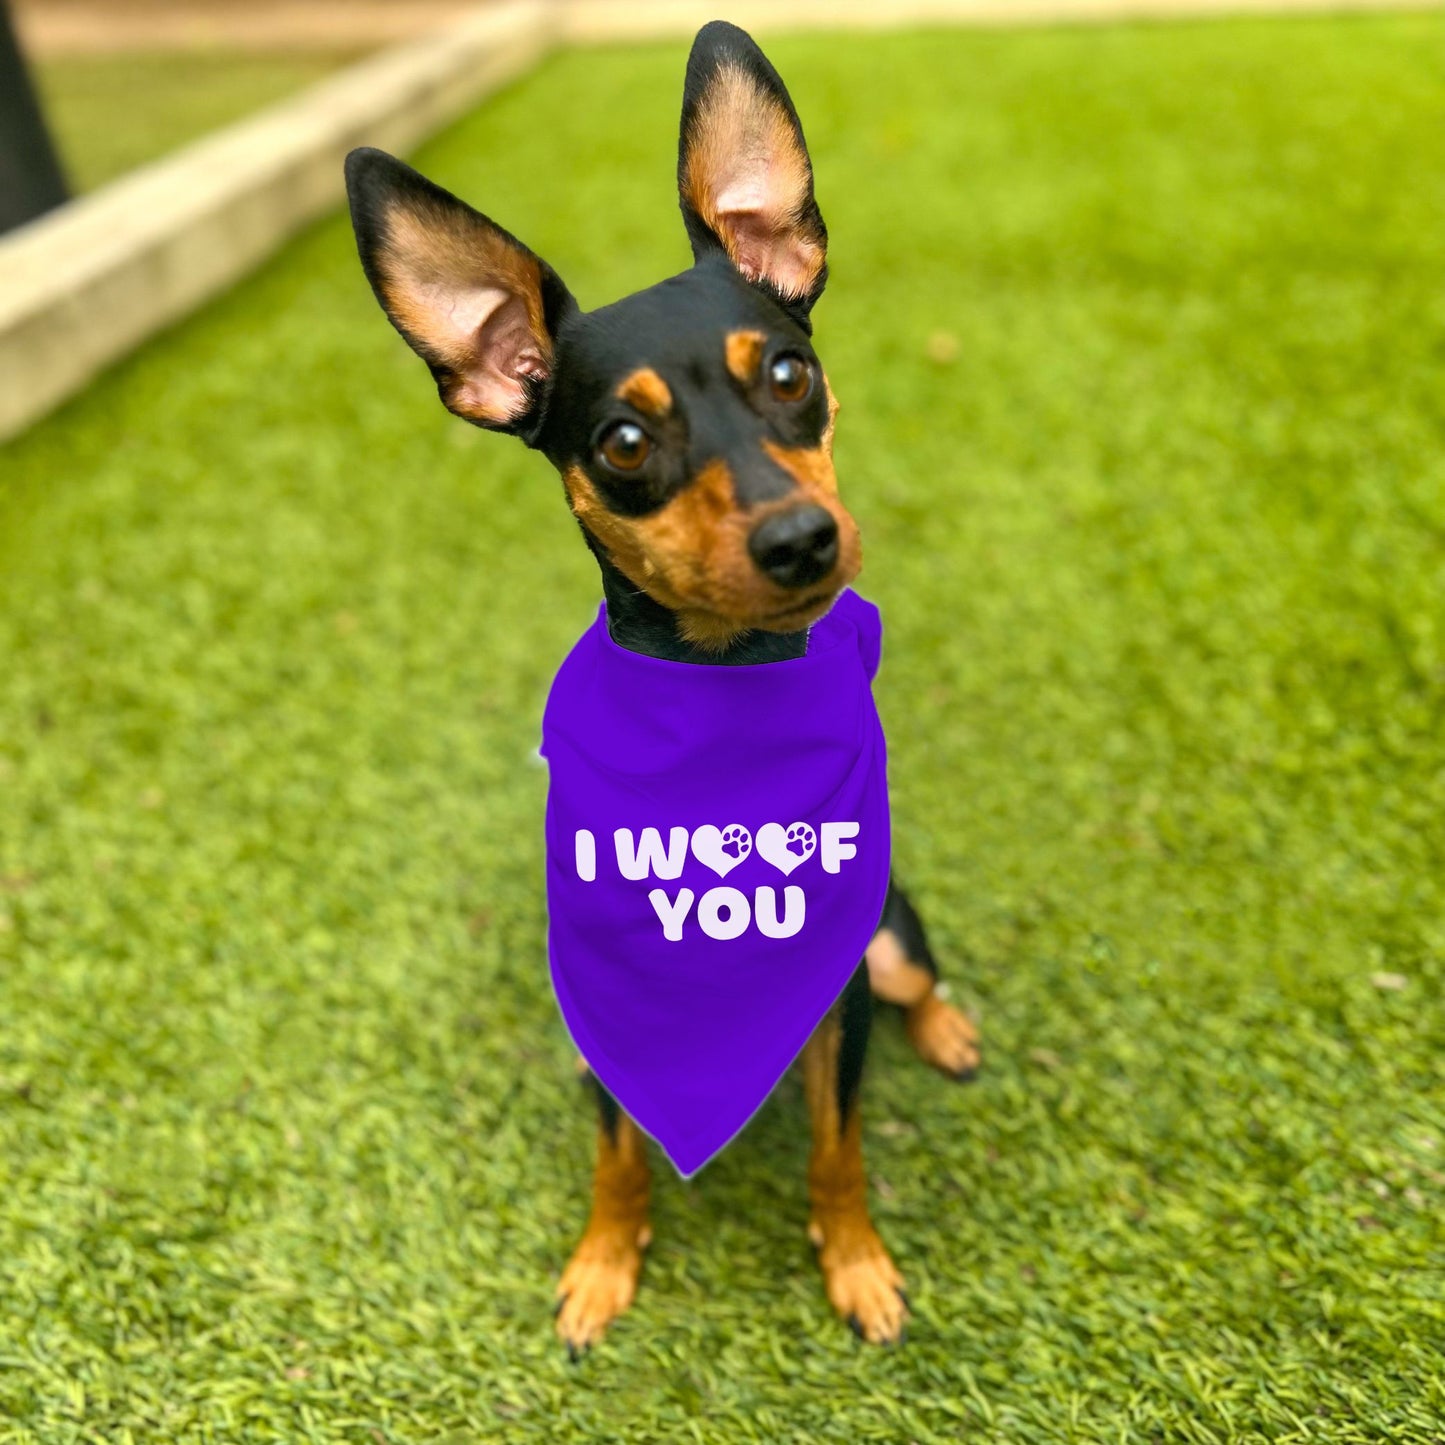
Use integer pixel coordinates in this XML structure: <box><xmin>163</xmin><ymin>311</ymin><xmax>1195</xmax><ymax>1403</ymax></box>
<box><xmin>344</xmin><ymin>147</ymin><xmax>574</xmax><ymax>442</ymax></box>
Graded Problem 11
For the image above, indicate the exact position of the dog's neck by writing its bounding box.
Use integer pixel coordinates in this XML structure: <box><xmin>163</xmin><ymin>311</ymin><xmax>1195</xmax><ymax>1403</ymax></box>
<box><xmin>590</xmin><ymin>546</ymin><xmax>810</xmax><ymax>666</ymax></box>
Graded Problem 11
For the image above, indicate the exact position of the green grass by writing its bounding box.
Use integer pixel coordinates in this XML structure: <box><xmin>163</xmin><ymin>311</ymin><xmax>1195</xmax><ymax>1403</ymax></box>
<box><xmin>3</xmin><ymin>14</ymin><xmax>1445</xmax><ymax>1442</ymax></box>
<box><xmin>32</xmin><ymin>50</ymin><xmax>358</xmax><ymax>191</ymax></box>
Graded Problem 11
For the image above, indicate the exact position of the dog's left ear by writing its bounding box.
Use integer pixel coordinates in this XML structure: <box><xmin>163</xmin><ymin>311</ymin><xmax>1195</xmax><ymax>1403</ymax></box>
<box><xmin>677</xmin><ymin>21</ymin><xmax>828</xmax><ymax>326</ymax></box>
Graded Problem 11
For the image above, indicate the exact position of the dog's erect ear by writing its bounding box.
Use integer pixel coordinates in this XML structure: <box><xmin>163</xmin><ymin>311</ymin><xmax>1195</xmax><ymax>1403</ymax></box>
<box><xmin>344</xmin><ymin>147</ymin><xmax>574</xmax><ymax>441</ymax></box>
<box><xmin>677</xmin><ymin>22</ymin><xmax>828</xmax><ymax>324</ymax></box>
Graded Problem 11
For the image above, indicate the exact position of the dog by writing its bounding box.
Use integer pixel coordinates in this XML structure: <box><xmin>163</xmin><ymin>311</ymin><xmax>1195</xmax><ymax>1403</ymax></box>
<box><xmin>343</xmin><ymin>19</ymin><xmax>981</xmax><ymax>1353</ymax></box>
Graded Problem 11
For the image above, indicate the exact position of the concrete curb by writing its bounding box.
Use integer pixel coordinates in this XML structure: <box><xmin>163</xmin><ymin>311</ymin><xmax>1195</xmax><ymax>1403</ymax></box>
<box><xmin>0</xmin><ymin>0</ymin><xmax>554</xmax><ymax>442</ymax></box>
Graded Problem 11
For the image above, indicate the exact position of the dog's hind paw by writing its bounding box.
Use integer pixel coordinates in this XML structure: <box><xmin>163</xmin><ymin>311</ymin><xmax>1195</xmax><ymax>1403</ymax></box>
<box><xmin>554</xmin><ymin>1222</ymin><xmax>650</xmax><ymax>1357</ymax></box>
<box><xmin>905</xmin><ymin>992</ymin><xmax>981</xmax><ymax>1081</ymax></box>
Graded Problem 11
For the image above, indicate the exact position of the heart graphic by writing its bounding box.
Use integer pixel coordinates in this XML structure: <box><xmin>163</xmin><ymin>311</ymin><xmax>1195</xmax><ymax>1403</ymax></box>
<box><xmin>690</xmin><ymin>823</ymin><xmax>752</xmax><ymax>877</ymax></box>
<box><xmin>755</xmin><ymin>821</ymin><xmax>816</xmax><ymax>876</ymax></box>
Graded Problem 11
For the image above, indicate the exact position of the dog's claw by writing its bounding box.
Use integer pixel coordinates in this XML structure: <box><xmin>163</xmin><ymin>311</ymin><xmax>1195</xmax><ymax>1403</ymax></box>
<box><xmin>847</xmin><ymin>1313</ymin><xmax>864</xmax><ymax>1339</ymax></box>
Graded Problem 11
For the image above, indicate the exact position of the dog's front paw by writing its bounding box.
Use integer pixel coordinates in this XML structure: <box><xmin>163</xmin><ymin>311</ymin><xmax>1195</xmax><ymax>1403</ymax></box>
<box><xmin>554</xmin><ymin>1221</ymin><xmax>650</xmax><ymax>1358</ymax></box>
<box><xmin>905</xmin><ymin>992</ymin><xmax>981</xmax><ymax>1081</ymax></box>
<box><xmin>809</xmin><ymin>1216</ymin><xmax>908</xmax><ymax>1345</ymax></box>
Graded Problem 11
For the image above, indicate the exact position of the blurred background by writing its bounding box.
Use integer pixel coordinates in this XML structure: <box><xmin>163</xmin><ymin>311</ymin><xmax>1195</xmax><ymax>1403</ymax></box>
<box><xmin>2</xmin><ymin>1</ymin><xmax>1443</xmax><ymax>1441</ymax></box>
<box><xmin>8</xmin><ymin>0</ymin><xmax>458</xmax><ymax>196</ymax></box>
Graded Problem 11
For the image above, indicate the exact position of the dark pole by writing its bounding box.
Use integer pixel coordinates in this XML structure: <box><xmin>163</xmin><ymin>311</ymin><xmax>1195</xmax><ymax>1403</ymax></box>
<box><xmin>0</xmin><ymin>0</ymin><xmax>69</xmax><ymax>234</ymax></box>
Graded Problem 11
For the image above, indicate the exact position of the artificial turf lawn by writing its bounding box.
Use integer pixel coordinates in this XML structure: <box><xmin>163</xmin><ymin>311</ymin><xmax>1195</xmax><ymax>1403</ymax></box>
<box><xmin>32</xmin><ymin>50</ymin><xmax>359</xmax><ymax>192</ymax></box>
<box><xmin>2</xmin><ymin>12</ymin><xmax>1444</xmax><ymax>1442</ymax></box>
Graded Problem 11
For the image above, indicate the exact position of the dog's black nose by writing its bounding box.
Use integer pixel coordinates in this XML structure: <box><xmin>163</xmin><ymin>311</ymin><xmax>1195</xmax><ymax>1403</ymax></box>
<box><xmin>748</xmin><ymin>505</ymin><xmax>839</xmax><ymax>589</ymax></box>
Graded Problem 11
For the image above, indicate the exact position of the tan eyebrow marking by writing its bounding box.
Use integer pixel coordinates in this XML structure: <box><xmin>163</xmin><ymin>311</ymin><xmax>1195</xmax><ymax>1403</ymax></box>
<box><xmin>725</xmin><ymin>329</ymin><xmax>767</xmax><ymax>386</ymax></box>
<box><xmin>615</xmin><ymin>368</ymin><xmax>673</xmax><ymax>418</ymax></box>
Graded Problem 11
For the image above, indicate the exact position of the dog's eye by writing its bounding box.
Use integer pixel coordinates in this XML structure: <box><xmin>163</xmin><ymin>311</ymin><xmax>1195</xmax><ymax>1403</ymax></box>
<box><xmin>768</xmin><ymin>353</ymin><xmax>813</xmax><ymax>404</ymax></box>
<box><xmin>597</xmin><ymin>421</ymin><xmax>651</xmax><ymax>473</ymax></box>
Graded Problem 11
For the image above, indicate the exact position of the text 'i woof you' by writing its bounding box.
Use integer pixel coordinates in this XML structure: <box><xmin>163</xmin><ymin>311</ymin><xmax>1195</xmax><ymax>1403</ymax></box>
<box><xmin>571</xmin><ymin>823</ymin><xmax>861</xmax><ymax>942</ymax></box>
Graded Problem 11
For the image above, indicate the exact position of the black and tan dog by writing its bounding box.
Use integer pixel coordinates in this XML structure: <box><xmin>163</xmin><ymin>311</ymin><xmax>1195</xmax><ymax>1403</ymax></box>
<box><xmin>344</xmin><ymin>20</ymin><xmax>980</xmax><ymax>1352</ymax></box>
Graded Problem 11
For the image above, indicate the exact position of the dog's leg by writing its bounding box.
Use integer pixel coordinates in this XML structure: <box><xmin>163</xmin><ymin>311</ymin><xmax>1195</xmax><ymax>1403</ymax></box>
<box><xmin>866</xmin><ymin>876</ymin><xmax>981</xmax><ymax>1081</ymax></box>
<box><xmin>802</xmin><ymin>962</ymin><xmax>908</xmax><ymax>1344</ymax></box>
<box><xmin>555</xmin><ymin>1075</ymin><xmax>652</xmax><ymax>1357</ymax></box>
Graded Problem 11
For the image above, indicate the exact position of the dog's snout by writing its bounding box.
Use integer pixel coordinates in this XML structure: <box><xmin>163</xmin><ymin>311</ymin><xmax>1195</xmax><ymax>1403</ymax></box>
<box><xmin>748</xmin><ymin>505</ymin><xmax>839</xmax><ymax>589</ymax></box>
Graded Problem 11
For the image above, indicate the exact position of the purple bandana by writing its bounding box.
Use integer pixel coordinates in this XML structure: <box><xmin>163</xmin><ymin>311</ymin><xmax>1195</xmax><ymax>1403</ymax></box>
<box><xmin>539</xmin><ymin>588</ymin><xmax>891</xmax><ymax>1176</ymax></box>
